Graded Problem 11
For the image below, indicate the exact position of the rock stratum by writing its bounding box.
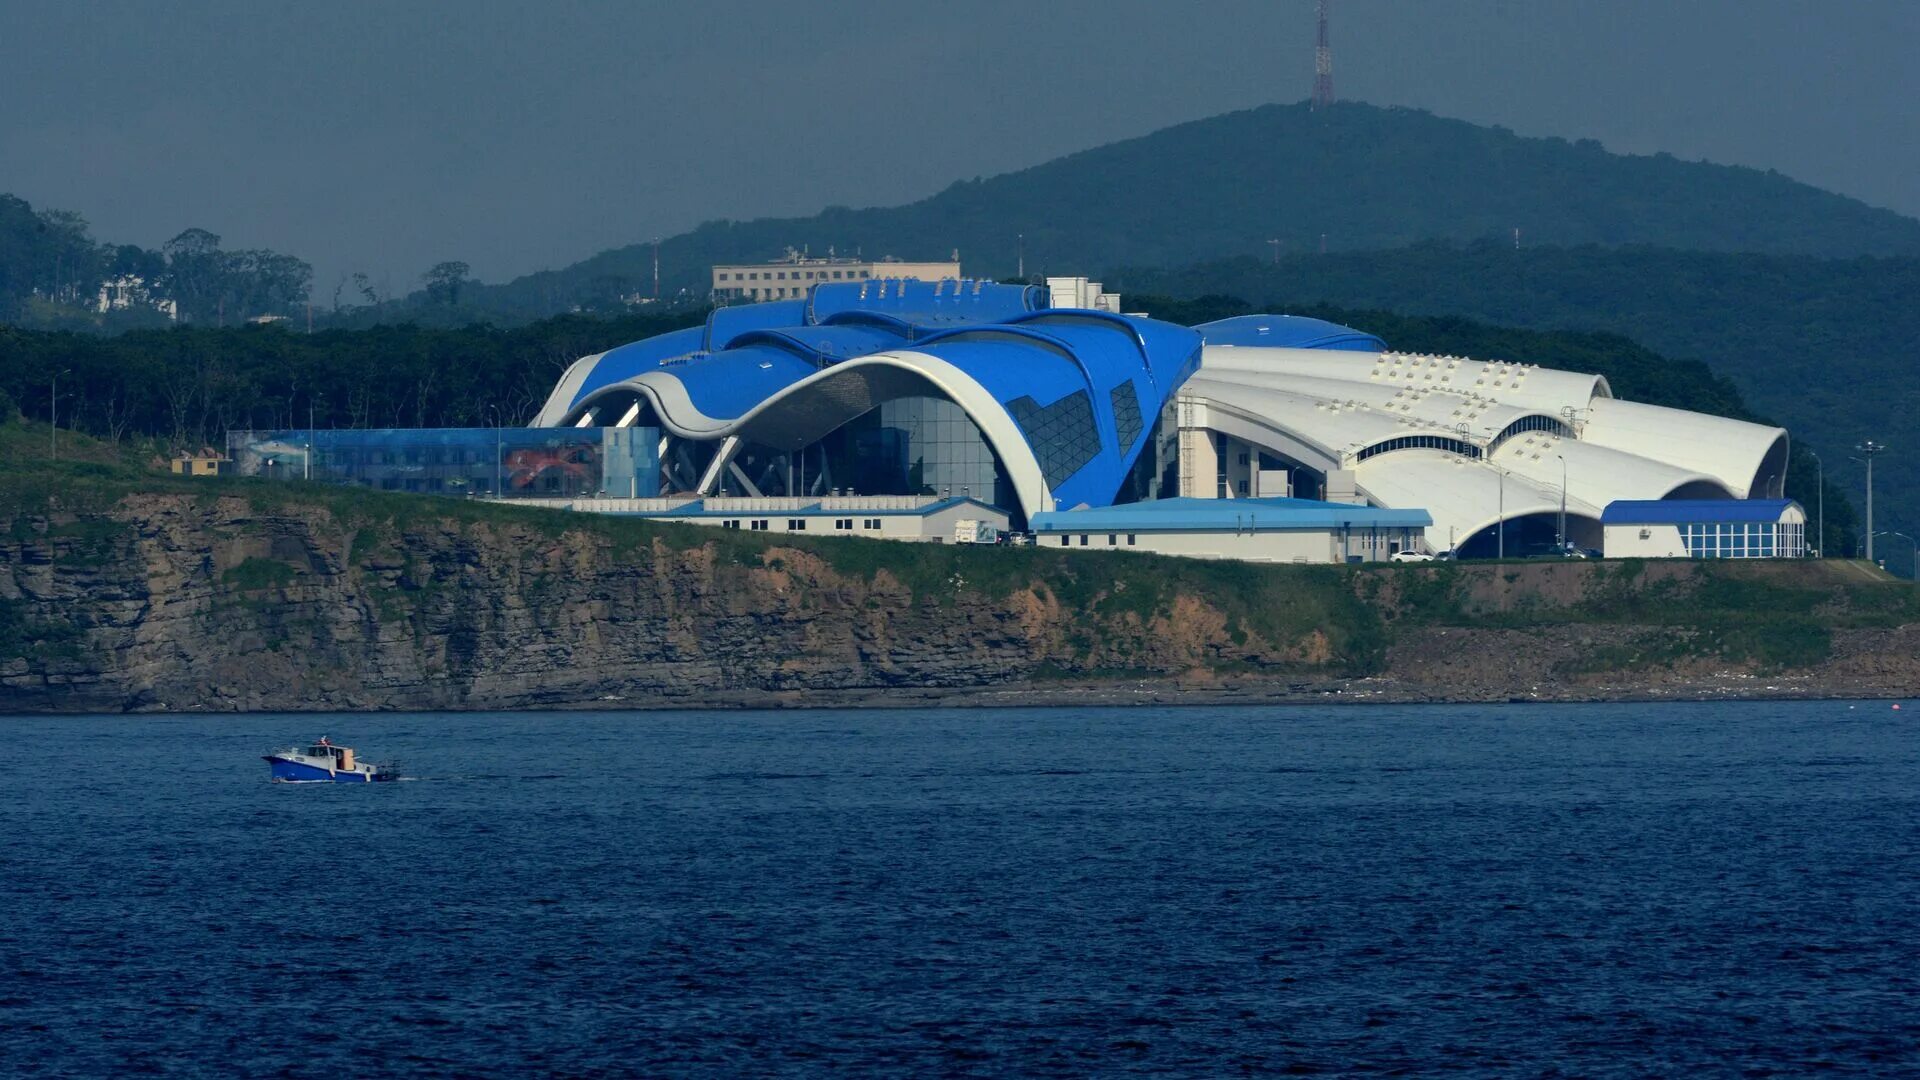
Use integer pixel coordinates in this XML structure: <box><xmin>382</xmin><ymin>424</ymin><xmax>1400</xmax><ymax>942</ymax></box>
<box><xmin>3</xmin><ymin>483</ymin><xmax>1916</xmax><ymax>714</ymax></box>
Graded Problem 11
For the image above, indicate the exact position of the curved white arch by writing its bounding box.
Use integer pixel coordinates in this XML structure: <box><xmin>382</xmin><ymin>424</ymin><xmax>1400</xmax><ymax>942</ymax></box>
<box><xmin>559</xmin><ymin>351</ymin><xmax>1056</xmax><ymax>517</ymax></box>
<box><xmin>533</xmin><ymin>351</ymin><xmax>609</xmax><ymax>426</ymax></box>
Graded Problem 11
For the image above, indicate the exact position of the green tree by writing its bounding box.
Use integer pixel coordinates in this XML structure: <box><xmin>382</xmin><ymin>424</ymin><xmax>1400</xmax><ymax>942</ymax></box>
<box><xmin>161</xmin><ymin>228</ymin><xmax>225</xmax><ymax>322</ymax></box>
<box><xmin>423</xmin><ymin>261</ymin><xmax>471</xmax><ymax>306</ymax></box>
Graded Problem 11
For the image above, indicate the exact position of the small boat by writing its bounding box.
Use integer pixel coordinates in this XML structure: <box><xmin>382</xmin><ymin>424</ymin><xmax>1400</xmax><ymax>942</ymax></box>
<box><xmin>264</xmin><ymin>738</ymin><xmax>399</xmax><ymax>783</ymax></box>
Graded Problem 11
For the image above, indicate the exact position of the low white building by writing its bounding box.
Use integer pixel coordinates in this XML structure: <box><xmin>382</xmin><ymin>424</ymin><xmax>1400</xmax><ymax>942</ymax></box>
<box><xmin>515</xmin><ymin>493</ymin><xmax>1010</xmax><ymax>543</ymax></box>
<box><xmin>1601</xmin><ymin>499</ymin><xmax>1807</xmax><ymax>559</ymax></box>
<box><xmin>96</xmin><ymin>275</ymin><xmax>177</xmax><ymax>320</ymax></box>
<box><xmin>712</xmin><ymin>251</ymin><xmax>960</xmax><ymax>303</ymax></box>
<box><xmin>1029</xmin><ymin>497</ymin><xmax>1431</xmax><ymax>564</ymax></box>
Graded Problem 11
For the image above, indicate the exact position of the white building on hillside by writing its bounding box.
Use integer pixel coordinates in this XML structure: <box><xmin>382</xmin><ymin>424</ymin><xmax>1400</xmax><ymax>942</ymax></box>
<box><xmin>712</xmin><ymin>250</ymin><xmax>959</xmax><ymax>302</ymax></box>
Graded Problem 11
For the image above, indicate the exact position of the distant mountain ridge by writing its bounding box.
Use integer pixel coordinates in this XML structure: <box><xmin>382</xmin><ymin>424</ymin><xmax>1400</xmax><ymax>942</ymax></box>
<box><xmin>481</xmin><ymin>101</ymin><xmax>1920</xmax><ymax>308</ymax></box>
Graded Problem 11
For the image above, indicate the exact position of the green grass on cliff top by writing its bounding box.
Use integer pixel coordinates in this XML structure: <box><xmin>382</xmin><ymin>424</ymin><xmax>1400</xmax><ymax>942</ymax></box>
<box><xmin>2</xmin><ymin>415</ymin><xmax>1912</xmax><ymax>677</ymax></box>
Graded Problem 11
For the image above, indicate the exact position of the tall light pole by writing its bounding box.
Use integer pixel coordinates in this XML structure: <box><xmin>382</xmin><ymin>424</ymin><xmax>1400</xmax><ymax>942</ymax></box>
<box><xmin>1496</xmin><ymin>465</ymin><xmax>1505</xmax><ymax>561</ymax></box>
<box><xmin>1555</xmin><ymin>453</ymin><xmax>1568</xmax><ymax>552</ymax></box>
<box><xmin>49</xmin><ymin>368</ymin><xmax>69</xmax><ymax>461</ymax></box>
<box><xmin>1876</xmin><ymin>531</ymin><xmax>1917</xmax><ymax>581</ymax></box>
<box><xmin>1806</xmin><ymin>448</ymin><xmax>1824</xmax><ymax>557</ymax></box>
<box><xmin>487</xmin><ymin>405</ymin><xmax>503</xmax><ymax>498</ymax></box>
<box><xmin>1858</xmin><ymin>440</ymin><xmax>1885</xmax><ymax>563</ymax></box>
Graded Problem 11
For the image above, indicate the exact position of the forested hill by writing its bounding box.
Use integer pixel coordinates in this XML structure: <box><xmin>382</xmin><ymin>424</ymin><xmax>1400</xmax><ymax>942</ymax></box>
<box><xmin>481</xmin><ymin>100</ymin><xmax>1920</xmax><ymax>308</ymax></box>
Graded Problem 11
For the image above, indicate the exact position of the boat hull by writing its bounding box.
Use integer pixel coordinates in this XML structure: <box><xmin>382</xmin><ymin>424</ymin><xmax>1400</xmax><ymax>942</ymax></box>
<box><xmin>264</xmin><ymin>756</ymin><xmax>385</xmax><ymax>783</ymax></box>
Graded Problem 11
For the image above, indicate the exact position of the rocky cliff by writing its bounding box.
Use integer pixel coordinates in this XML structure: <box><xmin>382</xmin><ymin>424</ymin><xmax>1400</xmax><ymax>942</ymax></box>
<box><xmin>3</xmin><ymin>481</ymin><xmax>1916</xmax><ymax>714</ymax></box>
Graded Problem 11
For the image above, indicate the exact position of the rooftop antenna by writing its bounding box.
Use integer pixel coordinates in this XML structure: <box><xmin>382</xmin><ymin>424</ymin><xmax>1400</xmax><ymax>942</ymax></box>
<box><xmin>1313</xmin><ymin>0</ymin><xmax>1334</xmax><ymax>110</ymax></box>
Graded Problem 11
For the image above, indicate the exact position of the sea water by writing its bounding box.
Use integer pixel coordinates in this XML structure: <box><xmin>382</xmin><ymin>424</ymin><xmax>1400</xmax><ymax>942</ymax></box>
<box><xmin>2</xmin><ymin>702</ymin><xmax>1916</xmax><ymax>1076</ymax></box>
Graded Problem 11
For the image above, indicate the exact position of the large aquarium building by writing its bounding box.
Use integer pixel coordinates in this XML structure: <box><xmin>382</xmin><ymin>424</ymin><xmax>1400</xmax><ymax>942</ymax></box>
<box><xmin>534</xmin><ymin>278</ymin><xmax>1789</xmax><ymax>556</ymax></box>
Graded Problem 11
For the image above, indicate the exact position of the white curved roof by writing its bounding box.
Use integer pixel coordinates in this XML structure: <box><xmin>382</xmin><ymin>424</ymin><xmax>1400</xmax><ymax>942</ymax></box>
<box><xmin>1202</xmin><ymin>346</ymin><xmax>1610</xmax><ymax>416</ymax></box>
<box><xmin>1581</xmin><ymin>398</ymin><xmax>1787</xmax><ymax>499</ymax></box>
<box><xmin>1189</xmin><ymin>341</ymin><xmax>1788</xmax><ymax>547</ymax></box>
<box><xmin>1352</xmin><ymin>449</ymin><xmax>1594</xmax><ymax>551</ymax></box>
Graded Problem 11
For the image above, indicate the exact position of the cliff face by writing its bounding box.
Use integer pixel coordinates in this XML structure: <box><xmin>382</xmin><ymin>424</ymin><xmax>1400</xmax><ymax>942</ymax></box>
<box><xmin>2</xmin><ymin>492</ymin><xmax>1916</xmax><ymax>713</ymax></box>
<box><xmin>0</xmin><ymin>493</ymin><xmax>1326</xmax><ymax>712</ymax></box>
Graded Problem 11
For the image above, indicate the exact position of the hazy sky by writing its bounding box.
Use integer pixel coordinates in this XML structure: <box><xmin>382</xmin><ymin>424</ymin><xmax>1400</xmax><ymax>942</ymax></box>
<box><xmin>3</xmin><ymin>1</ymin><xmax>1915</xmax><ymax>291</ymax></box>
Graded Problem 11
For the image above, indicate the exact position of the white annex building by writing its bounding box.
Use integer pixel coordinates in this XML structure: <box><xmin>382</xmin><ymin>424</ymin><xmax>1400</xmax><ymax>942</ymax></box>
<box><xmin>712</xmin><ymin>250</ymin><xmax>961</xmax><ymax>303</ymax></box>
<box><xmin>1177</xmin><ymin>317</ymin><xmax>1788</xmax><ymax>558</ymax></box>
<box><xmin>1601</xmin><ymin>500</ymin><xmax>1807</xmax><ymax>559</ymax></box>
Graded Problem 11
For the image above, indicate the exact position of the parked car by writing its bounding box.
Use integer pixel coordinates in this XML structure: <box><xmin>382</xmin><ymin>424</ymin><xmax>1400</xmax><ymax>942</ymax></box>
<box><xmin>1390</xmin><ymin>550</ymin><xmax>1436</xmax><ymax>563</ymax></box>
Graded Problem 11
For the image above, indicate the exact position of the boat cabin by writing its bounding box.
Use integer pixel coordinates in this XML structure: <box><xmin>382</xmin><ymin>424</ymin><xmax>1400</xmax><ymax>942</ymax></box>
<box><xmin>305</xmin><ymin>744</ymin><xmax>357</xmax><ymax>770</ymax></box>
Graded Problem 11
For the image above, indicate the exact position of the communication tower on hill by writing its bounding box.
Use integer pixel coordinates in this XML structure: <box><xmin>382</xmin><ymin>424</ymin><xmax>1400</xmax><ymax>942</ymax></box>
<box><xmin>1312</xmin><ymin>0</ymin><xmax>1334</xmax><ymax>110</ymax></box>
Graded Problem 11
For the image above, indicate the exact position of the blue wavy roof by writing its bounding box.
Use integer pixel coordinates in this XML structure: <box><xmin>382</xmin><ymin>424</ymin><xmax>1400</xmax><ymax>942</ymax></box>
<box><xmin>566</xmin><ymin>284</ymin><xmax>1415</xmax><ymax>511</ymax></box>
<box><xmin>1195</xmin><ymin>314</ymin><xmax>1385</xmax><ymax>352</ymax></box>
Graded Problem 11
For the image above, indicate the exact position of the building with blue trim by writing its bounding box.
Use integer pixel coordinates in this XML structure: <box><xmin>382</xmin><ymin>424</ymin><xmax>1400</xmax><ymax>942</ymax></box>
<box><xmin>533</xmin><ymin>274</ymin><xmax>1796</xmax><ymax>562</ymax></box>
<box><xmin>1601</xmin><ymin>499</ymin><xmax>1808</xmax><ymax>559</ymax></box>
<box><xmin>529</xmin><ymin>494</ymin><xmax>1010</xmax><ymax>544</ymax></box>
<box><xmin>1032</xmin><ymin>497</ymin><xmax>1430</xmax><ymax>563</ymax></box>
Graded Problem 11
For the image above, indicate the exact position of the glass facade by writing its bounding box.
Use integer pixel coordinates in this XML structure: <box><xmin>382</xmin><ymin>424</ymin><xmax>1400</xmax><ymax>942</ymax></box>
<box><xmin>227</xmin><ymin>427</ymin><xmax>660</xmax><ymax>499</ymax></box>
<box><xmin>1005</xmin><ymin>390</ymin><xmax>1101</xmax><ymax>490</ymax></box>
<box><xmin>1110</xmin><ymin>381</ymin><xmax>1145</xmax><ymax>452</ymax></box>
<box><xmin>829</xmin><ymin>397</ymin><xmax>1015</xmax><ymax>508</ymax></box>
<box><xmin>1679</xmin><ymin>520</ymin><xmax>1804</xmax><ymax>559</ymax></box>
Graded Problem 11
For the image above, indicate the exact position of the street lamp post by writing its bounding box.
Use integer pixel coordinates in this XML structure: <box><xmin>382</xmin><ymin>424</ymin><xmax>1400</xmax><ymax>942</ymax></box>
<box><xmin>486</xmin><ymin>405</ymin><xmax>503</xmax><ymax>498</ymax></box>
<box><xmin>1858</xmin><ymin>440</ymin><xmax>1885</xmax><ymax>563</ymax></box>
<box><xmin>1806</xmin><ymin>449</ymin><xmax>1824</xmax><ymax>558</ymax></box>
<box><xmin>1497</xmin><ymin>466</ymin><xmax>1505</xmax><ymax>561</ymax></box>
<box><xmin>49</xmin><ymin>368</ymin><xmax>70</xmax><ymax>461</ymax></box>
<box><xmin>1877</xmin><ymin>531</ymin><xmax>1917</xmax><ymax>581</ymax></box>
<box><xmin>1555</xmin><ymin>453</ymin><xmax>1568</xmax><ymax>553</ymax></box>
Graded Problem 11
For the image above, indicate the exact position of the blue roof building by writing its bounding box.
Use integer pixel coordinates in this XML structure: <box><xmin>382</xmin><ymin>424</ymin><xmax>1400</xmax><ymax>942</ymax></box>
<box><xmin>533</xmin><ymin>273</ymin><xmax>1794</xmax><ymax>561</ymax></box>
<box><xmin>1601</xmin><ymin>499</ymin><xmax>1807</xmax><ymax>559</ymax></box>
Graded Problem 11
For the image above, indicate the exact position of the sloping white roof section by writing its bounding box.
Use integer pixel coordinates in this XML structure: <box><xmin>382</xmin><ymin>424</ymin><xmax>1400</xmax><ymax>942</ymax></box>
<box><xmin>1581</xmin><ymin>398</ymin><xmax>1788</xmax><ymax>499</ymax></box>
<box><xmin>1188</xmin><ymin>341</ymin><xmax>1787</xmax><ymax>549</ymax></box>
<box><xmin>1352</xmin><ymin>450</ymin><xmax>1597</xmax><ymax>551</ymax></box>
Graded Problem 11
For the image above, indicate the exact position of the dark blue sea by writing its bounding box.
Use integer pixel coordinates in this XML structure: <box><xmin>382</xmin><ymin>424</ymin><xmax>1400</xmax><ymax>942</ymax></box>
<box><xmin>4</xmin><ymin>702</ymin><xmax>1918</xmax><ymax>1077</ymax></box>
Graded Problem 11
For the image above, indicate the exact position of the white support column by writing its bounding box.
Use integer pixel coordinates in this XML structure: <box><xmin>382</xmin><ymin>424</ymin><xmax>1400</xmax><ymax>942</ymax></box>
<box><xmin>726</xmin><ymin>460</ymin><xmax>764</xmax><ymax>498</ymax></box>
<box><xmin>696</xmin><ymin>436</ymin><xmax>741</xmax><ymax>495</ymax></box>
<box><xmin>1177</xmin><ymin>397</ymin><xmax>1217</xmax><ymax>499</ymax></box>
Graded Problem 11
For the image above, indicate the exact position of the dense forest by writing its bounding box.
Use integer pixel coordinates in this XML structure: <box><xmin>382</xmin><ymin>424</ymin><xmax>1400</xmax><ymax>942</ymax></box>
<box><xmin>477</xmin><ymin>101</ymin><xmax>1920</xmax><ymax>311</ymax></box>
<box><xmin>0</xmin><ymin>311</ymin><xmax>700</xmax><ymax>445</ymax></box>
<box><xmin>0</xmin><ymin>194</ymin><xmax>314</xmax><ymax>331</ymax></box>
<box><xmin>0</xmin><ymin>303</ymin><xmax>1859</xmax><ymax>557</ymax></box>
